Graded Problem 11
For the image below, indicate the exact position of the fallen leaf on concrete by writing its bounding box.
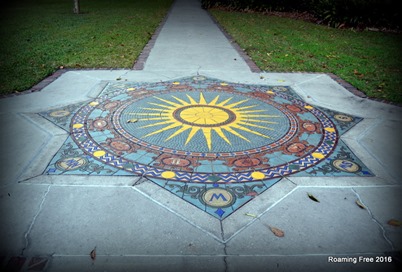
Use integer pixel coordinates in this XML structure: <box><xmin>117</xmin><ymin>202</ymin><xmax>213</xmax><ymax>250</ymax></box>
<box><xmin>245</xmin><ymin>213</ymin><xmax>257</xmax><ymax>218</ymax></box>
<box><xmin>355</xmin><ymin>199</ymin><xmax>366</xmax><ymax>209</ymax></box>
<box><xmin>387</xmin><ymin>219</ymin><xmax>402</xmax><ymax>227</ymax></box>
<box><xmin>307</xmin><ymin>192</ymin><xmax>319</xmax><ymax>202</ymax></box>
<box><xmin>269</xmin><ymin>226</ymin><xmax>285</xmax><ymax>237</ymax></box>
<box><xmin>127</xmin><ymin>118</ymin><xmax>138</xmax><ymax>123</ymax></box>
<box><xmin>90</xmin><ymin>247</ymin><xmax>96</xmax><ymax>261</ymax></box>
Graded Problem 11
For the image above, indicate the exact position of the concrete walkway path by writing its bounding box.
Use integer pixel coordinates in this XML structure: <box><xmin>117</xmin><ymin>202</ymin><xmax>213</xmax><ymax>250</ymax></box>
<box><xmin>1</xmin><ymin>0</ymin><xmax>401</xmax><ymax>271</ymax></box>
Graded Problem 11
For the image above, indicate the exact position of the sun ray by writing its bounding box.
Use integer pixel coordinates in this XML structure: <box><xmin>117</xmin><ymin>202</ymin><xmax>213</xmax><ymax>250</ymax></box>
<box><xmin>126</xmin><ymin>91</ymin><xmax>285</xmax><ymax>151</ymax></box>
<box><xmin>225</xmin><ymin>99</ymin><xmax>249</xmax><ymax>108</ymax></box>
<box><xmin>217</xmin><ymin>97</ymin><xmax>233</xmax><ymax>106</ymax></box>
<box><xmin>140</xmin><ymin>107</ymin><xmax>171</xmax><ymax>112</ymax></box>
<box><xmin>148</xmin><ymin>102</ymin><xmax>175</xmax><ymax>109</ymax></box>
<box><xmin>135</xmin><ymin>113</ymin><xmax>170</xmax><ymax>116</ymax></box>
<box><xmin>237</xmin><ymin>121</ymin><xmax>275</xmax><ymax>130</ymax></box>
<box><xmin>240</xmin><ymin>114</ymin><xmax>281</xmax><ymax>118</ymax></box>
<box><xmin>202</xmin><ymin>127</ymin><xmax>212</xmax><ymax>150</ymax></box>
<box><xmin>127</xmin><ymin>117</ymin><xmax>171</xmax><ymax>121</ymax></box>
<box><xmin>199</xmin><ymin>93</ymin><xmax>207</xmax><ymax>104</ymax></box>
<box><xmin>165</xmin><ymin>125</ymin><xmax>191</xmax><ymax>141</ymax></box>
<box><xmin>238</xmin><ymin>109</ymin><xmax>269</xmax><ymax>113</ymax></box>
<box><xmin>222</xmin><ymin>127</ymin><xmax>250</xmax><ymax>142</ymax></box>
<box><xmin>186</xmin><ymin>94</ymin><xmax>197</xmax><ymax>104</ymax></box>
<box><xmin>144</xmin><ymin>122</ymin><xmax>183</xmax><ymax>137</ymax></box>
<box><xmin>140</xmin><ymin>120</ymin><xmax>175</xmax><ymax>128</ymax></box>
<box><xmin>185</xmin><ymin>127</ymin><xmax>200</xmax><ymax>145</ymax></box>
<box><xmin>209</xmin><ymin>95</ymin><xmax>220</xmax><ymax>105</ymax></box>
<box><xmin>154</xmin><ymin>97</ymin><xmax>181</xmax><ymax>107</ymax></box>
<box><xmin>241</xmin><ymin>119</ymin><xmax>279</xmax><ymax>124</ymax></box>
<box><xmin>213</xmin><ymin>127</ymin><xmax>231</xmax><ymax>145</ymax></box>
<box><xmin>232</xmin><ymin>124</ymin><xmax>272</xmax><ymax>138</ymax></box>
<box><xmin>235</xmin><ymin>105</ymin><xmax>258</xmax><ymax>110</ymax></box>
<box><xmin>171</xmin><ymin>95</ymin><xmax>190</xmax><ymax>105</ymax></box>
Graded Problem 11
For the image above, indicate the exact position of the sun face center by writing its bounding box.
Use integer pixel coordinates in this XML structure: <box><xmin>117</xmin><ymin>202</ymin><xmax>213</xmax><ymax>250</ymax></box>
<box><xmin>174</xmin><ymin>105</ymin><xmax>236</xmax><ymax>127</ymax></box>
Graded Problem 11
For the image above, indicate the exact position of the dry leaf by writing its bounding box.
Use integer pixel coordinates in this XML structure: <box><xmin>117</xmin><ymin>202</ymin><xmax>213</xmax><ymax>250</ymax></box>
<box><xmin>269</xmin><ymin>226</ymin><xmax>285</xmax><ymax>237</ymax></box>
<box><xmin>90</xmin><ymin>247</ymin><xmax>96</xmax><ymax>261</ymax></box>
<box><xmin>245</xmin><ymin>213</ymin><xmax>257</xmax><ymax>218</ymax></box>
<box><xmin>355</xmin><ymin>199</ymin><xmax>366</xmax><ymax>209</ymax></box>
<box><xmin>127</xmin><ymin>118</ymin><xmax>138</xmax><ymax>123</ymax></box>
<box><xmin>307</xmin><ymin>192</ymin><xmax>319</xmax><ymax>202</ymax></box>
<box><xmin>387</xmin><ymin>219</ymin><xmax>402</xmax><ymax>227</ymax></box>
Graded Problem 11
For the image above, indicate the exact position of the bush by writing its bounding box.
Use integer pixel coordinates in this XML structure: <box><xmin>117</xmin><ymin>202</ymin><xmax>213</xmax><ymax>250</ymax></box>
<box><xmin>202</xmin><ymin>0</ymin><xmax>401</xmax><ymax>30</ymax></box>
<box><xmin>311</xmin><ymin>0</ymin><xmax>400</xmax><ymax>29</ymax></box>
<box><xmin>202</xmin><ymin>0</ymin><xmax>310</xmax><ymax>11</ymax></box>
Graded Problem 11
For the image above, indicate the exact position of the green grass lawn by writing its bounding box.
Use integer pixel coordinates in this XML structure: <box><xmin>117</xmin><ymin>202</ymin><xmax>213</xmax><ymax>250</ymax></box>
<box><xmin>210</xmin><ymin>9</ymin><xmax>402</xmax><ymax>104</ymax></box>
<box><xmin>0</xmin><ymin>0</ymin><xmax>173</xmax><ymax>95</ymax></box>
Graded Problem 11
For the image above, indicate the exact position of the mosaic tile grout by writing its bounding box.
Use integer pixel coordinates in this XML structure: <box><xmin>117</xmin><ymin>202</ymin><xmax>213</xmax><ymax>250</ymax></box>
<box><xmin>38</xmin><ymin>76</ymin><xmax>374</xmax><ymax>219</ymax></box>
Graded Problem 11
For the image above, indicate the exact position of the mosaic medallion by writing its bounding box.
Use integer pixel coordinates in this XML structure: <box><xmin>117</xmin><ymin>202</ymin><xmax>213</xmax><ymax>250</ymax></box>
<box><xmin>40</xmin><ymin>76</ymin><xmax>373</xmax><ymax>219</ymax></box>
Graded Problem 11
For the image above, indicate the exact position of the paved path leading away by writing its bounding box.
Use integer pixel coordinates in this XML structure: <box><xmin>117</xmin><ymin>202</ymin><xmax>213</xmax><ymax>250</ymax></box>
<box><xmin>1</xmin><ymin>0</ymin><xmax>401</xmax><ymax>271</ymax></box>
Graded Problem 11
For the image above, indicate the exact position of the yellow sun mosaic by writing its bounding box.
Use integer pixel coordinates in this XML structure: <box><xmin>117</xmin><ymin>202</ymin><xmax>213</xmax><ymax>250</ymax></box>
<box><xmin>130</xmin><ymin>92</ymin><xmax>281</xmax><ymax>150</ymax></box>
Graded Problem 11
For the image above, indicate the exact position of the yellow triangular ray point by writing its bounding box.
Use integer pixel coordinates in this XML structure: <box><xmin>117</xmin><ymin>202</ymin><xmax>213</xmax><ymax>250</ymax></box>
<box><xmin>185</xmin><ymin>127</ymin><xmax>200</xmax><ymax>145</ymax></box>
<box><xmin>186</xmin><ymin>94</ymin><xmax>197</xmax><ymax>104</ymax></box>
<box><xmin>199</xmin><ymin>93</ymin><xmax>207</xmax><ymax>104</ymax></box>
<box><xmin>140</xmin><ymin>107</ymin><xmax>173</xmax><ymax>112</ymax></box>
<box><xmin>154</xmin><ymin>96</ymin><xmax>181</xmax><ymax>107</ymax></box>
<box><xmin>209</xmin><ymin>95</ymin><xmax>220</xmax><ymax>105</ymax></box>
<box><xmin>241</xmin><ymin>119</ymin><xmax>278</xmax><ymax>124</ymax></box>
<box><xmin>136</xmin><ymin>117</ymin><xmax>171</xmax><ymax>121</ymax></box>
<box><xmin>147</xmin><ymin>102</ymin><xmax>172</xmax><ymax>109</ymax></box>
<box><xmin>165</xmin><ymin>125</ymin><xmax>191</xmax><ymax>141</ymax></box>
<box><xmin>214</xmin><ymin>127</ymin><xmax>231</xmax><ymax>145</ymax></box>
<box><xmin>222</xmin><ymin>127</ymin><xmax>250</xmax><ymax>142</ymax></box>
<box><xmin>235</xmin><ymin>105</ymin><xmax>258</xmax><ymax>110</ymax></box>
<box><xmin>202</xmin><ymin>127</ymin><xmax>212</xmax><ymax>150</ymax></box>
<box><xmin>238</xmin><ymin>109</ymin><xmax>268</xmax><ymax>113</ymax></box>
<box><xmin>233</xmin><ymin>124</ymin><xmax>272</xmax><ymax>139</ymax></box>
<box><xmin>225</xmin><ymin>99</ymin><xmax>249</xmax><ymax>108</ymax></box>
<box><xmin>135</xmin><ymin>113</ymin><xmax>170</xmax><ymax>116</ymax></box>
<box><xmin>171</xmin><ymin>95</ymin><xmax>189</xmax><ymax>105</ymax></box>
<box><xmin>240</xmin><ymin>114</ymin><xmax>282</xmax><ymax>118</ymax></box>
<box><xmin>143</xmin><ymin>123</ymin><xmax>182</xmax><ymax>137</ymax></box>
<box><xmin>237</xmin><ymin>122</ymin><xmax>275</xmax><ymax>130</ymax></box>
<box><xmin>140</xmin><ymin>120</ymin><xmax>175</xmax><ymax>128</ymax></box>
<box><xmin>217</xmin><ymin>97</ymin><xmax>233</xmax><ymax>106</ymax></box>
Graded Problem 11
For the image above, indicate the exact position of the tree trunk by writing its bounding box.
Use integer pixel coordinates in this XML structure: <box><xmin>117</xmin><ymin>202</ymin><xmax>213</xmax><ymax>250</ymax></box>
<box><xmin>73</xmin><ymin>0</ymin><xmax>80</xmax><ymax>14</ymax></box>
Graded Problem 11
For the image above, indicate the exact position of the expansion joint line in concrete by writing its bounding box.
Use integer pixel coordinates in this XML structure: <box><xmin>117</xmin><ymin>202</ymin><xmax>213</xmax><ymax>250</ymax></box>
<box><xmin>351</xmin><ymin>188</ymin><xmax>394</xmax><ymax>250</ymax></box>
<box><xmin>205</xmin><ymin>9</ymin><xmax>261</xmax><ymax>73</ymax></box>
<box><xmin>223</xmin><ymin>186</ymin><xmax>298</xmax><ymax>244</ymax></box>
<box><xmin>220</xmin><ymin>221</ymin><xmax>229</xmax><ymax>272</ymax></box>
<box><xmin>22</xmin><ymin>185</ymin><xmax>51</xmax><ymax>256</ymax></box>
<box><xmin>131</xmin><ymin>186</ymin><xmax>225</xmax><ymax>243</ymax></box>
<box><xmin>131</xmin><ymin>0</ymin><xmax>175</xmax><ymax>70</ymax></box>
<box><xmin>15</xmin><ymin>113</ymin><xmax>54</xmax><ymax>183</ymax></box>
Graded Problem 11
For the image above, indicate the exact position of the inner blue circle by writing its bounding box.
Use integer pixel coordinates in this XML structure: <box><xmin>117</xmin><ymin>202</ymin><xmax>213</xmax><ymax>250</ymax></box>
<box><xmin>119</xmin><ymin>91</ymin><xmax>290</xmax><ymax>153</ymax></box>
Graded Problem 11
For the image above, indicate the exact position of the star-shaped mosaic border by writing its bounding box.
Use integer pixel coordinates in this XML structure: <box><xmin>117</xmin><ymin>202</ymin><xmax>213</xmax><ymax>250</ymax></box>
<box><xmin>39</xmin><ymin>76</ymin><xmax>373</xmax><ymax>220</ymax></box>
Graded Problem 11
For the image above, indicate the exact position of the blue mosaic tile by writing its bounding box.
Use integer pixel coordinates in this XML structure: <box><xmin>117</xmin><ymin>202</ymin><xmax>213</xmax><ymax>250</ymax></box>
<box><xmin>40</xmin><ymin>76</ymin><xmax>374</xmax><ymax>220</ymax></box>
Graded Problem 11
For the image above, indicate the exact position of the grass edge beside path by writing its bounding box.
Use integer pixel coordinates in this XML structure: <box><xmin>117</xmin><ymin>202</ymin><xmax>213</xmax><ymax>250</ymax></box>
<box><xmin>209</xmin><ymin>9</ymin><xmax>402</xmax><ymax>105</ymax></box>
<box><xmin>0</xmin><ymin>0</ymin><xmax>173</xmax><ymax>96</ymax></box>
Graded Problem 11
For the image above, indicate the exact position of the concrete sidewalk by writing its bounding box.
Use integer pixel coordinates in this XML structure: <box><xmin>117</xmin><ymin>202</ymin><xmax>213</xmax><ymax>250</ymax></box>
<box><xmin>1</xmin><ymin>0</ymin><xmax>401</xmax><ymax>271</ymax></box>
